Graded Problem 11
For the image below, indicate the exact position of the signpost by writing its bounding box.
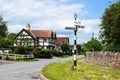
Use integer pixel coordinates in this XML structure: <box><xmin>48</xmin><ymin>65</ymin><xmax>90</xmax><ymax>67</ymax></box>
<box><xmin>65</xmin><ymin>14</ymin><xmax>85</xmax><ymax>69</ymax></box>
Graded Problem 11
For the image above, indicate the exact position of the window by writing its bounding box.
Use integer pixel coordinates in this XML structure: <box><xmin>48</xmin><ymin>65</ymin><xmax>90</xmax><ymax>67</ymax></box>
<box><xmin>44</xmin><ymin>38</ymin><xmax>47</xmax><ymax>42</ymax></box>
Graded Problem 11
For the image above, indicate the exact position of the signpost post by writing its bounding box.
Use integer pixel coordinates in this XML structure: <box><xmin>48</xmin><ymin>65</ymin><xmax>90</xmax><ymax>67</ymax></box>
<box><xmin>65</xmin><ymin>14</ymin><xmax>85</xmax><ymax>69</ymax></box>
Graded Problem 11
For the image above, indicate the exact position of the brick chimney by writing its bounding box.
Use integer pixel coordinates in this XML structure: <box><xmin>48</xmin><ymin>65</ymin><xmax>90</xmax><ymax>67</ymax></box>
<box><xmin>26</xmin><ymin>23</ymin><xmax>30</xmax><ymax>30</ymax></box>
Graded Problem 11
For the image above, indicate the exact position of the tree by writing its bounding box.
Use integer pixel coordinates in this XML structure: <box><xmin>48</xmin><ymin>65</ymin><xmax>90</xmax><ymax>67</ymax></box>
<box><xmin>0</xmin><ymin>15</ymin><xmax>8</xmax><ymax>37</ymax></box>
<box><xmin>7</xmin><ymin>33</ymin><xmax>16</xmax><ymax>40</ymax></box>
<box><xmin>61</xmin><ymin>43</ymin><xmax>70</xmax><ymax>52</ymax></box>
<box><xmin>85</xmin><ymin>38</ymin><xmax>102</xmax><ymax>51</ymax></box>
<box><xmin>100</xmin><ymin>1</ymin><xmax>120</xmax><ymax>51</ymax></box>
<box><xmin>0</xmin><ymin>33</ymin><xmax>16</xmax><ymax>48</ymax></box>
<box><xmin>14</xmin><ymin>46</ymin><xmax>26</xmax><ymax>54</ymax></box>
<box><xmin>0</xmin><ymin>37</ymin><xmax>11</xmax><ymax>48</ymax></box>
<box><xmin>77</xmin><ymin>44</ymin><xmax>85</xmax><ymax>55</ymax></box>
<box><xmin>77</xmin><ymin>44</ymin><xmax>82</xmax><ymax>53</ymax></box>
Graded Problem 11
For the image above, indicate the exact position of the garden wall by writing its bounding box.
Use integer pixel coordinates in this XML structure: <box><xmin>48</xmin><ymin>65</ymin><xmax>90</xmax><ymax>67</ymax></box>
<box><xmin>86</xmin><ymin>52</ymin><xmax>120</xmax><ymax>69</ymax></box>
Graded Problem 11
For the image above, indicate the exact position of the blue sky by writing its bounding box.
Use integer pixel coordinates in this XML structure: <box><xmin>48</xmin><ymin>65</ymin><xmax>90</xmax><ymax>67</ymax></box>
<box><xmin>0</xmin><ymin>0</ymin><xmax>118</xmax><ymax>44</ymax></box>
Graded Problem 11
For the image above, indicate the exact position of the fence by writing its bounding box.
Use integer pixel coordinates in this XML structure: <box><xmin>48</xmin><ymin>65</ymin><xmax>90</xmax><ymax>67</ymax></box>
<box><xmin>86</xmin><ymin>52</ymin><xmax>120</xmax><ymax>69</ymax></box>
<box><xmin>8</xmin><ymin>54</ymin><xmax>34</xmax><ymax>59</ymax></box>
<box><xmin>0</xmin><ymin>54</ymin><xmax>34</xmax><ymax>60</ymax></box>
<box><xmin>0</xmin><ymin>53</ymin><xmax>2</xmax><ymax>57</ymax></box>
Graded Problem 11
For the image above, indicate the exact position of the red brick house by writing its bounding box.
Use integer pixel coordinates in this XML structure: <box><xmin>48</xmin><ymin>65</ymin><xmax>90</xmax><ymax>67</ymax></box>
<box><xmin>55</xmin><ymin>37</ymin><xmax>69</xmax><ymax>51</ymax></box>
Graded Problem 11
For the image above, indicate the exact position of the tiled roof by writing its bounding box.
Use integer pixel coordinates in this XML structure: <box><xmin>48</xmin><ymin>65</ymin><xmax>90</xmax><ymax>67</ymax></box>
<box><xmin>56</xmin><ymin>37</ymin><xmax>69</xmax><ymax>46</ymax></box>
<box><xmin>28</xmin><ymin>30</ymin><xmax>55</xmax><ymax>38</ymax></box>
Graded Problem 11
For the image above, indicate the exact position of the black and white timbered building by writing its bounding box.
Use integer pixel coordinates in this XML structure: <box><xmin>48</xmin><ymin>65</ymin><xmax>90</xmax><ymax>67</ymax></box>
<box><xmin>14</xmin><ymin>23</ymin><xmax>56</xmax><ymax>50</ymax></box>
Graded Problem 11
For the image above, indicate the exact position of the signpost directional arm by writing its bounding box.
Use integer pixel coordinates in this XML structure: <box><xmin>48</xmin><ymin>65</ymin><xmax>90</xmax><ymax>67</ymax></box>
<box><xmin>76</xmin><ymin>25</ymin><xmax>85</xmax><ymax>28</ymax></box>
<box><xmin>65</xmin><ymin>27</ymin><xmax>75</xmax><ymax>30</ymax></box>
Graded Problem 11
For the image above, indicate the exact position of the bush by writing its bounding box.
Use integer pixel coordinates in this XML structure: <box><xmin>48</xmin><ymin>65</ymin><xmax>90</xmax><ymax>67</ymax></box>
<box><xmin>8</xmin><ymin>57</ymin><xmax>35</xmax><ymax>61</ymax></box>
<box><xmin>14</xmin><ymin>46</ymin><xmax>27</xmax><ymax>54</ymax></box>
<box><xmin>8</xmin><ymin>57</ymin><xmax>17</xmax><ymax>61</ymax></box>
<box><xmin>25</xmin><ymin>47</ymin><xmax>34</xmax><ymax>54</ymax></box>
<box><xmin>57</xmin><ymin>51</ymin><xmax>64</xmax><ymax>56</ymax></box>
<box><xmin>103</xmin><ymin>42</ymin><xmax>120</xmax><ymax>52</ymax></box>
<box><xmin>32</xmin><ymin>48</ymin><xmax>41</xmax><ymax>54</ymax></box>
<box><xmin>103</xmin><ymin>43</ymin><xmax>114</xmax><ymax>51</ymax></box>
<box><xmin>34</xmin><ymin>49</ymin><xmax>53</xmax><ymax>58</ymax></box>
<box><xmin>52</xmin><ymin>51</ymin><xmax>72</xmax><ymax>57</ymax></box>
<box><xmin>2</xmin><ymin>48</ymin><xmax>5</xmax><ymax>53</ymax></box>
<box><xmin>51</xmin><ymin>50</ymin><xmax>66</xmax><ymax>56</ymax></box>
<box><xmin>85</xmin><ymin>38</ymin><xmax>103</xmax><ymax>51</ymax></box>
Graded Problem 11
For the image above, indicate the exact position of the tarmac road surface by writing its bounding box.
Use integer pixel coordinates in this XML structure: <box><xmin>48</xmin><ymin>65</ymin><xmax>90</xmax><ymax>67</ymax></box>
<box><xmin>0</xmin><ymin>55</ymin><xmax>84</xmax><ymax>80</ymax></box>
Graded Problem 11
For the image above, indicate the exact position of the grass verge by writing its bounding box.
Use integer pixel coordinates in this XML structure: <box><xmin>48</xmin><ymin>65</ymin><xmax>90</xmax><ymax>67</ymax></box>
<box><xmin>18</xmin><ymin>58</ymin><xmax>38</xmax><ymax>62</ymax></box>
<box><xmin>43</xmin><ymin>60</ymin><xmax>120</xmax><ymax>80</ymax></box>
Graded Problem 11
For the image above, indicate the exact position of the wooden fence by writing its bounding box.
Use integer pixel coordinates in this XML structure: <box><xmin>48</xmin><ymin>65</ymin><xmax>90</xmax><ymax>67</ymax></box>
<box><xmin>8</xmin><ymin>54</ymin><xmax>34</xmax><ymax>59</ymax></box>
<box><xmin>0</xmin><ymin>53</ymin><xmax>34</xmax><ymax>59</ymax></box>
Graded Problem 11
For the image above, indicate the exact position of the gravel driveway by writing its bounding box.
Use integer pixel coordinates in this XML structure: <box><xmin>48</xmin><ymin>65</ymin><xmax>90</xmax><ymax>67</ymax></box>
<box><xmin>0</xmin><ymin>55</ymin><xmax>84</xmax><ymax>80</ymax></box>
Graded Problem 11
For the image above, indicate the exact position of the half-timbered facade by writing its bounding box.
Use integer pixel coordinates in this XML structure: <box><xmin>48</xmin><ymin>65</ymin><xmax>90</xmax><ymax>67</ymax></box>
<box><xmin>14</xmin><ymin>24</ymin><xmax>56</xmax><ymax>50</ymax></box>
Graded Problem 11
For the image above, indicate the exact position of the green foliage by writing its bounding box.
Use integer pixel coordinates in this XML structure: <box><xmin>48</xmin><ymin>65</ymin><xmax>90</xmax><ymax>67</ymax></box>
<box><xmin>77</xmin><ymin>44</ymin><xmax>82</xmax><ymax>53</ymax></box>
<box><xmin>0</xmin><ymin>33</ymin><xmax>16</xmax><ymax>48</ymax></box>
<box><xmin>34</xmin><ymin>49</ymin><xmax>72</xmax><ymax>58</ymax></box>
<box><xmin>61</xmin><ymin>43</ymin><xmax>70</xmax><ymax>52</ymax></box>
<box><xmin>7</xmin><ymin>33</ymin><xmax>16</xmax><ymax>45</ymax></box>
<box><xmin>103</xmin><ymin>42</ymin><xmax>114</xmax><ymax>51</ymax></box>
<box><xmin>103</xmin><ymin>42</ymin><xmax>120</xmax><ymax>52</ymax></box>
<box><xmin>0</xmin><ymin>15</ymin><xmax>8</xmax><ymax>37</ymax></box>
<box><xmin>8</xmin><ymin>33</ymin><xmax>16</xmax><ymax>40</ymax></box>
<box><xmin>57</xmin><ymin>51</ymin><xmax>72</xmax><ymax>57</ymax></box>
<box><xmin>50</xmin><ymin>50</ymin><xmax>57</xmax><ymax>56</ymax></box>
<box><xmin>32</xmin><ymin>48</ymin><xmax>39</xmax><ymax>53</ymax></box>
<box><xmin>0</xmin><ymin>37</ymin><xmax>11</xmax><ymax>48</ymax></box>
<box><xmin>14</xmin><ymin>46</ymin><xmax>28</xmax><ymax>54</ymax></box>
<box><xmin>77</xmin><ymin>44</ymin><xmax>85</xmax><ymax>55</ymax></box>
<box><xmin>25</xmin><ymin>47</ymin><xmax>34</xmax><ymax>54</ymax></box>
<box><xmin>85</xmin><ymin>38</ymin><xmax>103</xmax><ymax>51</ymax></box>
<box><xmin>100</xmin><ymin>1</ymin><xmax>120</xmax><ymax>51</ymax></box>
<box><xmin>1</xmin><ymin>48</ymin><xmax>5</xmax><ymax>53</ymax></box>
<box><xmin>34</xmin><ymin>49</ymin><xmax>53</xmax><ymax>58</ymax></box>
<box><xmin>51</xmin><ymin>50</ymin><xmax>72</xmax><ymax>57</ymax></box>
<box><xmin>8</xmin><ymin>57</ymin><xmax>36</xmax><ymax>61</ymax></box>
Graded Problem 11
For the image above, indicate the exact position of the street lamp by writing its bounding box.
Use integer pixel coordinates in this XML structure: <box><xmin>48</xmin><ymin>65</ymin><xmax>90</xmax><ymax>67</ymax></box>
<box><xmin>65</xmin><ymin>14</ymin><xmax>85</xmax><ymax>69</ymax></box>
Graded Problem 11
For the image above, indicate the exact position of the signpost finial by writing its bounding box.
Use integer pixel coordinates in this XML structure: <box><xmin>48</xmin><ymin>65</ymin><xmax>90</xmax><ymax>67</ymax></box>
<box><xmin>74</xmin><ymin>13</ymin><xmax>77</xmax><ymax>20</ymax></box>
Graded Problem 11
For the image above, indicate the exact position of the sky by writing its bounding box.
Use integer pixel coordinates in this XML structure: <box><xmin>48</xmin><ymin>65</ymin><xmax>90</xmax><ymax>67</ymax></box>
<box><xmin>0</xmin><ymin>0</ymin><xmax>118</xmax><ymax>44</ymax></box>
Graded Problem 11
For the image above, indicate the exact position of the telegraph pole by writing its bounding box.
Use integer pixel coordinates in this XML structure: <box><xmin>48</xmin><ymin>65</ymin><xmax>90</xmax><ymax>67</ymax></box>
<box><xmin>65</xmin><ymin>14</ymin><xmax>85</xmax><ymax>69</ymax></box>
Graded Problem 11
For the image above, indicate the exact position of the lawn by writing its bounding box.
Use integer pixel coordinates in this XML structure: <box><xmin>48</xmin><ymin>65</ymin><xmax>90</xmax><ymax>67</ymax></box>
<box><xmin>43</xmin><ymin>60</ymin><xmax>120</xmax><ymax>80</ymax></box>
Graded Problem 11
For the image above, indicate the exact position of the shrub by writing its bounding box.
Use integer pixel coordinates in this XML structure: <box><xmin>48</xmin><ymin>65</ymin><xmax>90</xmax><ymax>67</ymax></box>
<box><xmin>14</xmin><ymin>46</ymin><xmax>27</xmax><ymax>54</ymax></box>
<box><xmin>8</xmin><ymin>57</ymin><xmax>17</xmax><ymax>61</ymax></box>
<box><xmin>103</xmin><ymin>42</ymin><xmax>120</xmax><ymax>52</ymax></box>
<box><xmin>34</xmin><ymin>49</ymin><xmax>53</xmax><ymax>58</ymax></box>
<box><xmin>25</xmin><ymin>47</ymin><xmax>34</xmax><ymax>54</ymax></box>
<box><xmin>53</xmin><ymin>51</ymin><xmax>72</xmax><ymax>57</ymax></box>
<box><xmin>57</xmin><ymin>51</ymin><xmax>64</xmax><ymax>56</ymax></box>
<box><xmin>32</xmin><ymin>48</ymin><xmax>39</xmax><ymax>53</ymax></box>
<box><xmin>51</xmin><ymin>50</ymin><xmax>62</xmax><ymax>56</ymax></box>
<box><xmin>2</xmin><ymin>48</ymin><xmax>5</xmax><ymax>53</ymax></box>
<box><xmin>8</xmin><ymin>57</ymin><xmax>33</xmax><ymax>61</ymax></box>
<box><xmin>61</xmin><ymin>43</ymin><xmax>70</xmax><ymax>52</ymax></box>
<box><xmin>85</xmin><ymin>38</ymin><xmax>103</xmax><ymax>51</ymax></box>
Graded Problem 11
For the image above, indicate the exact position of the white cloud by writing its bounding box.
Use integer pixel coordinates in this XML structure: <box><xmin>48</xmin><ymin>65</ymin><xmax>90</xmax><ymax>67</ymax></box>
<box><xmin>0</xmin><ymin>0</ymin><xmax>86</xmax><ymax>30</ymax></box>
<box><xmin>57</xmin><ymin>34</ymin><xmax>68</xmax><ymax>37</ymax></box>
<box><xmin>8</xmin><ymin>24</ymin><xmax>23</xmax><ymax>33</ymax></box>
<box><xmin>0</xmin><ymin>0</ymin><xmax>101</xmax><ymax>44</ymax></box>
<box><xmin>81</xmin><ymin>18</ymin><xmax>101</xmax><ymax>34</ymax></box>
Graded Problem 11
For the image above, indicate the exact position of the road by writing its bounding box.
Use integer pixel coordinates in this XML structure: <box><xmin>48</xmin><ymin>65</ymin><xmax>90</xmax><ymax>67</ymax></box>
<box><xmin>0</xmin><ymin>55</ymin><xmax>84</xmax><ymax>80</ymax></box>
